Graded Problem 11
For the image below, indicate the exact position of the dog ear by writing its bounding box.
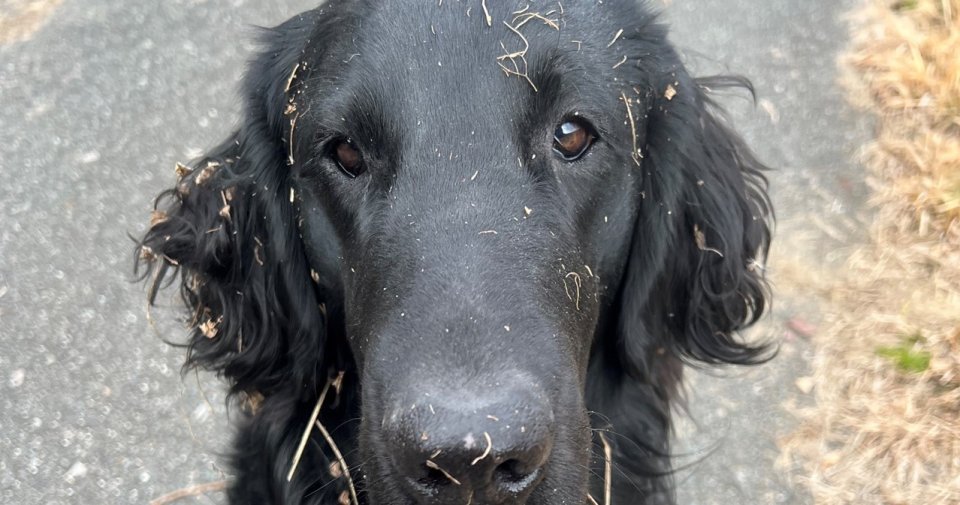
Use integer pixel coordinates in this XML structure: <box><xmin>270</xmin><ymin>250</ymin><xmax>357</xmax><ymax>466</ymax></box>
<box><xmin>618</xmin><ymin>69</ymin><xmax>774</xmax><ymax>378</ymax></box>
<box><xmin>135</xmin><ymin>13</ymin><xmax>331</xmax><ymax>399</ymax></box>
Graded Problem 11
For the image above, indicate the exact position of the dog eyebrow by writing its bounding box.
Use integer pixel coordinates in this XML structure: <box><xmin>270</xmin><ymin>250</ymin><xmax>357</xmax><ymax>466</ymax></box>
<box><xmin>518</xmin><ymin>49</ymin><xmax>617</xmax><ymax>138</ymax></box>
<box><xmin>306</xmin><ymin>74</ymin><xmax>402</xmax><ymax>161</ymax></box>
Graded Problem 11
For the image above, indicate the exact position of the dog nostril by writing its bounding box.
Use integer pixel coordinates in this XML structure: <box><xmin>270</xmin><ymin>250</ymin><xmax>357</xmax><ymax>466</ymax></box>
<box><xmin>494</xmin><ymin>459</ymin><xmax>541</xmax><ymax>494</ymax></box>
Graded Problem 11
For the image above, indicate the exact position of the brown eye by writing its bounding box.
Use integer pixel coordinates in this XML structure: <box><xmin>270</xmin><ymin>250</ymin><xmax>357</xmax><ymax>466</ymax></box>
<box><xmin>333</xmin><ymin>139</ymin><xmax>365</xmax><ymax>177</ymax></box>
<box><xmin>553</xmin><ymin>120</ymin><xmax>596</xmax><ymax>161</ymax></box>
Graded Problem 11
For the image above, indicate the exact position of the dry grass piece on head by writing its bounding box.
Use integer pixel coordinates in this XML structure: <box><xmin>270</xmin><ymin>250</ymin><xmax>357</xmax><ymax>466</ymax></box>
<box><xmin>606</xmin><ymin>28</ymin><xmax>624</xmax><ymax>48</ymax></box>
<box><xmin>495</xmin><ymin>8</ymin><xmax>563</xmax><ymax>93</ymax></box>
<box><xmin>512</xmin><ymin>11</ymin><xmax>560</xmax><ymax>30</ymax></box>
<box><xmin>563</xmin><ymin>271</ymin><xmax>583</xmax><ymax>310</ymax></box>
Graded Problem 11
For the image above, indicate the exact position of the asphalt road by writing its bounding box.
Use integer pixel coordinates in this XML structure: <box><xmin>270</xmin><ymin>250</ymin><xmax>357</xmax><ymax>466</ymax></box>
<box><xmin>0</xmin><ymin>1</ymin><xmax>871</xmax><ymax>504</ymax></box>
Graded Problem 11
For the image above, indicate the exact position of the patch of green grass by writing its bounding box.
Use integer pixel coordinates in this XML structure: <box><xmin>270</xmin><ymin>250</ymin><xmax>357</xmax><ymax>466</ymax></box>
<box><xmin>876</xmin><ymin>333</ymin><xmax>931</xmax><ymax>373</ymax></box>
<box><xmin>893</xmin><ymin>0</ymin><xmax>920</xmax><ymax>10</ymax></box>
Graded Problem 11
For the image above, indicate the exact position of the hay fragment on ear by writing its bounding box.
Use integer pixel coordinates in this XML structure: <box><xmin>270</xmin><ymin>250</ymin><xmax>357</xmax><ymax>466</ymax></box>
<box><xmin>288</xmin><ymin>112</ymin><xmax>300</xmax><ymax>166</ymax></box>
<box><xmin>242</xmin><ymin>391</ymin><xmax>264</xmax><ymax>414</ymax></box>
<box><xmin>253</xmin><ymin>237</ymin><xmax>265</xmax><ymax>266</ymax></box>
<box><xmin>313</xmin><ymin>413</ymin><xmax>359</xmax><ymax>505</ymax></box>
<box><xmin>287</xmin><ymin>373</ymin><xmax>338</xmax><ymax>482</ymax></box>
<box><xmin>693</xmin><ymin>224</ymin><xmax>724</xmax><ymax>257</ymax></box>
<box><xmin>524</xmin><ymin>206</ymin><xmax>533</xmax><ymax>217</ymax></box>
<box><xmin>284</xmin><ymin>62</ymin><xmax>301</xmax><ymax>93</ymax></box>
<box><xmin>149</xmin><ymin>210</ymin><xmax>168</xmax><ymax>227</ymax></box>
<box><xmin>219</xmin><ymin>190</ymin><xmax>232</xmax><ymax>220</ymax></box>
<box><xmin>198</xmin><ymin>316</ymin><xmax>222</xmax><ymax>339</ymax></box>
<box><xmin>331</xmin><ymin>371</ymin><xmax>345</xmax><ymax>396</ymax></box>
<box><xmin>174</xmin><ymin>162</ymin><xmax>193</xmax><ymax>179</ymax></box>
<box><xmin>194</xmin><ymin>161</ymin><xmax>220</xmax><ymax>186</ymax></box>
<box><xmin>481</xmin><ymin>0</ymin><xmax>492</xmax><ymax>26</ymax></box>
<box><xmin>664</xmin><ymin>84</ymin><xmax>677</xmax><ymax>101</ymax></box>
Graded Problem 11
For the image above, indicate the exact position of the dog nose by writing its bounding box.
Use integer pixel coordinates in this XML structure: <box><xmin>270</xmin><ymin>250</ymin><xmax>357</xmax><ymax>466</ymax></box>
<box><xmin>384</xmin><ymin>382</ymin><xmax>554</xmax><ymax>503</ymax></box>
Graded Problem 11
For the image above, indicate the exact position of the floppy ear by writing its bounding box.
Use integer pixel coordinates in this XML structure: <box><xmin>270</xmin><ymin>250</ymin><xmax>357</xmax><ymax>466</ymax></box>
<box><xmin>585</xmin><ymin>65</ymin><xmax>773</xmax><ymax>504</ymax></box>
<box><xmin>135</xmin><ymin>13</ymin><xmax>332</xmax><ymax>400</ymax></box>
<box><xmin>617</xmin><ymin>69</ymin><xmax>774</xmax><ymax>377</ymax></box>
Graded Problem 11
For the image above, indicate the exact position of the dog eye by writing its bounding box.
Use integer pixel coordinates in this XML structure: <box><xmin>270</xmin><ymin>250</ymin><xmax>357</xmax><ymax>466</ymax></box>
<box><xmin>332</xmin><ymin>139</ymin><xmax>365</xmax><ymax>177</ymax></box>
<box><xmin>553</xmin><ymin>120</ymin><xmax>596</xmax><ymax>161</ymax></box>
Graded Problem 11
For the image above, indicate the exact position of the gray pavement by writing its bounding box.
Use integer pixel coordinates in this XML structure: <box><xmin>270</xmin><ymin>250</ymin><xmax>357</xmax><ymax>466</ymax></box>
<box><xmin>0</xmin><ymin>1</ymin><xmax>871</xmax><ymax>504</ymax></box>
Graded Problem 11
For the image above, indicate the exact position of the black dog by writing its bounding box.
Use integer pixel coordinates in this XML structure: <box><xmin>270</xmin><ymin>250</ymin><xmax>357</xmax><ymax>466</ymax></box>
<box><xmin>137</xmin><ymin>1</ymin><xmax>772</xmax><ymax>503</ymax></box>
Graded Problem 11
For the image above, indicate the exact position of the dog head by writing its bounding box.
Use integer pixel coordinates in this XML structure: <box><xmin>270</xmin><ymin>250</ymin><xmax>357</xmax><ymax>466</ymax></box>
<box><xmin>138</xmin><ymin>1</ymin><xmax>772</xmax><ymax>503</ymax></box>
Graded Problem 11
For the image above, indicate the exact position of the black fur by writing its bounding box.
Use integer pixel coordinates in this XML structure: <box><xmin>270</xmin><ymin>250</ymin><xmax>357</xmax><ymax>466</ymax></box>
<box><xmin>136</xmin><ymin>2</ymin><xmax>773</xmax><ymax>504</ymax></box>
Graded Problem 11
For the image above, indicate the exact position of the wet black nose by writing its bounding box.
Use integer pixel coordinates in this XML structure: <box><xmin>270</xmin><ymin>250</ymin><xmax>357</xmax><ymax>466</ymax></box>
<box><xmin>384</xmin><ymin>380</ymin><xmax>554</xmax><ymax>503</ymax></box>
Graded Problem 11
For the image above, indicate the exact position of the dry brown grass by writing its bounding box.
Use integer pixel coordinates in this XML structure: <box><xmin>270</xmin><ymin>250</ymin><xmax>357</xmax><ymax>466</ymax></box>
<box><xmin>781</xmin><ymin>1</ymin><xmax>960</xmax><ymax>503</ymax></box>
<box><xmin>0</xmin><ymin>0</ymin><xmax>62</xmax><ymax>45</ymax></box>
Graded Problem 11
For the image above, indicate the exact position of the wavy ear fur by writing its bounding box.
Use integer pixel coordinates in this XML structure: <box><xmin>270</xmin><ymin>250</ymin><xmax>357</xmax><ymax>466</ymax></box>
<box><xmin>617</xmin><ymin>68</ymin><xmax>774</xmax><ymax>381</ymax></box>
<box><xmin>135</xmin><ymin>12</ymin><xmax>330</xmax><ymax>400</ymax></box>
<box><xmin>136</xmin><ymin>12</ymin><xmax>361</xmax><ymax>503</ymax></box>
<box><xmin>586</xmin><ymin>31</ymin><xmax>774</xmax><ymax>503</ymax></box>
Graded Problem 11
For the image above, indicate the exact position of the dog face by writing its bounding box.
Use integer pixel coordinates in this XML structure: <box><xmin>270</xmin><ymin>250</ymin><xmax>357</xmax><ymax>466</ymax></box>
<box><xmin>138</xmin><ymin>1</ymin><xmax>772</xmax><ymax>503</ymax></box>
<box><xmin>293</xmin><ymin>4</ymin><xmax>650</xmax><ymax>502</ymax></box>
